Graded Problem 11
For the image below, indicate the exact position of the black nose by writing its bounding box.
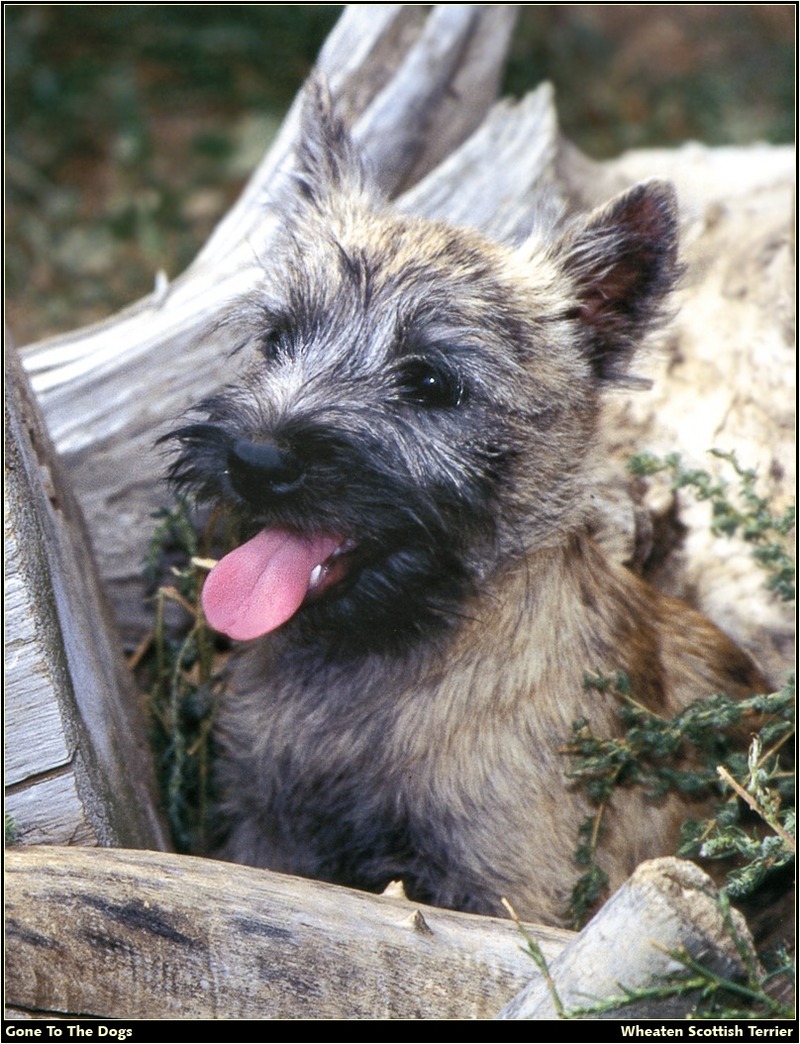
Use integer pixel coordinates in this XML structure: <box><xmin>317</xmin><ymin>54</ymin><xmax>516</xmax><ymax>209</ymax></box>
<box><xmin>227</xmin><ymin>438</ymin><xmax>304</xmax><ymax>504</ymax></box>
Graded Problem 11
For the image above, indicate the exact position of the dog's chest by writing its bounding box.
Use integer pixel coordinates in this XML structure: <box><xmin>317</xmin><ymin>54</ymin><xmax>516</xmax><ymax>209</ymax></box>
<box><xmin>246</xmin><ymin>640</ymin><xmax>583</xmax><ymax>846</ymax></box>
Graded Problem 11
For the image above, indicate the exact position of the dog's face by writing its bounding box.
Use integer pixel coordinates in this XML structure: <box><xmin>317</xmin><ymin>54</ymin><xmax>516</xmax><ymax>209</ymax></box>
<box><xmin>166</xmin><ymin>85</ymin><xmax>678</xmax><ymax>655</ymax></box>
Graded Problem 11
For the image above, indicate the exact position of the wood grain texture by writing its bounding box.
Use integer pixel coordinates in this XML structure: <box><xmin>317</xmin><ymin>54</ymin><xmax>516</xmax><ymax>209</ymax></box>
<box><xmin>4</xmin><ymin>348</ymin><xmax>168</xmax><ymax>850</ymax></box>
<box><xmin>5</xmin><ymin>846</ymin><xmax>572</xmax><ymax>1020</ymax></box>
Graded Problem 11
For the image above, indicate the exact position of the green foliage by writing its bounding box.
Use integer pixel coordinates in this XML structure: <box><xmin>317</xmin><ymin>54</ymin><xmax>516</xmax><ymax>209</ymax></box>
<box><xmin>504</xmin><ymin>7</ymin><xmax>795</xmax><ymax>157</ymax></box>
<box><xmin>629</xmin><ymin>449</ymin><xmax>795</xmax><ymax>602</ymax></box>
<box><xmin>143</xmin><ymin>500</ymin><xmax>201</xmax><ymax>597</ymax></box>
<box><xmin>677</xmin><ymin>679</ymin><xmax>795</xmax><ymax>900</ymax></box>
<box><xmin>567</xmin><ymin>676</ymin><xmax>795</xmax><ymax>928</ymax></box>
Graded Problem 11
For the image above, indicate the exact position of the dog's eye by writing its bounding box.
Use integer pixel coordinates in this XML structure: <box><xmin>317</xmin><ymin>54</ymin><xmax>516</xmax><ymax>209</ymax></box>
<box><xmin>397</xmin><ymin>359</ymin><xmax>464</xmax><ymax>408</ymax></box>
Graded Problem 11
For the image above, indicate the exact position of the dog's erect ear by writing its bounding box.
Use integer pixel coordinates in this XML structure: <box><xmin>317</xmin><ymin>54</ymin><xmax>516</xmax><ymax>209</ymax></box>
<box><xmin>291</xmin><ymin>76</ymin><xmax>371</xmax><ymax>208</ymax></box>
<box><xmin>554</xmin><ymin>180</ymin><xmax>680</xmax><ymax>385</ymax></box>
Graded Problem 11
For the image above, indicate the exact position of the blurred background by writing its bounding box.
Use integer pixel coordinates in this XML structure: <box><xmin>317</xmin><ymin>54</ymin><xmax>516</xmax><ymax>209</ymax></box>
<box><xmin>5</xmin><ymin>4</ymin><xmax>795</xmax><ymax>346</ymax></box>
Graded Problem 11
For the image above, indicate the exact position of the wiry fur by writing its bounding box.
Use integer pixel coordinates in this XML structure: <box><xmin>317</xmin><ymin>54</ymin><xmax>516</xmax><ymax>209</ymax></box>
<box><xmin>166</xmin><ymin>82</ymin><xmax>765</xmax><ymax>924</ymax></box>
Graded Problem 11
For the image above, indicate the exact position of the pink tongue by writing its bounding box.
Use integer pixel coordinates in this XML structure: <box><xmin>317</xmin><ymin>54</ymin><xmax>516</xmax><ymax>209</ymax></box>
<box><xmin>202</xmin><ymin>529</ymin><xmax>343</xmax><ymax>641</ymax></box>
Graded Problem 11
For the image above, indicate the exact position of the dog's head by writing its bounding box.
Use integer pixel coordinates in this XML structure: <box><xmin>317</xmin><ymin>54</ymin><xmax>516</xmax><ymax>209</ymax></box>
<box><xmin>165</xmin><ymin>80</ymin><xmax>679</xmax><ymax>654</ymax></box>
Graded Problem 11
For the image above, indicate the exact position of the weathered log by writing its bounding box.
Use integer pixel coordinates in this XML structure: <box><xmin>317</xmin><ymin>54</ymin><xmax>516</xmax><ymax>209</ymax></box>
<box><xmin>497</xmin><ymin>858</ymin><xmax>760</xmax><ymax>1020</ymax></box>
<box><xmin>5</xmin><ymin>849</ymin><xmax>765</xmax><ymax>1021</ymax></box>
<box><xmin>4</xmin><ymin>846</ymin><xmax>572</xmax><ymax>1020</ymax></box>
<box><xmin>4</xmin><ymin>348</ymin><xmax>168</xmax><ymax>851</ymax></box>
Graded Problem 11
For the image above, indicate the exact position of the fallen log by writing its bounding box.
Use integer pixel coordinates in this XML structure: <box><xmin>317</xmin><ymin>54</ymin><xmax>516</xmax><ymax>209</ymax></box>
<box><xmin>5</xmin><ymin>850</ymin><xmax>766</xmax><ymax>1021</ymax></box>
<box><xmin>4</xmin><ymin>846</ymin><xmax>572</xmax><ymax>1021</ymax></box>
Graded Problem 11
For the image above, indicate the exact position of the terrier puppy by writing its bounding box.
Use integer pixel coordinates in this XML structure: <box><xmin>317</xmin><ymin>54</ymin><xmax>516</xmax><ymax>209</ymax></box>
<box><xmin>166</xmin><ymin>84</ymin><xmax>764</xmax><ymax>924</ymax></box>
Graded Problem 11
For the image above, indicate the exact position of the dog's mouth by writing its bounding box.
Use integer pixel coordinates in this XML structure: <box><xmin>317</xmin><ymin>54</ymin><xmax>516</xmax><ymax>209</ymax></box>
<box><xmin>201</xmin><ymin>528</ymin><xmax>355</xmax><ymax>641</ymax></box>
